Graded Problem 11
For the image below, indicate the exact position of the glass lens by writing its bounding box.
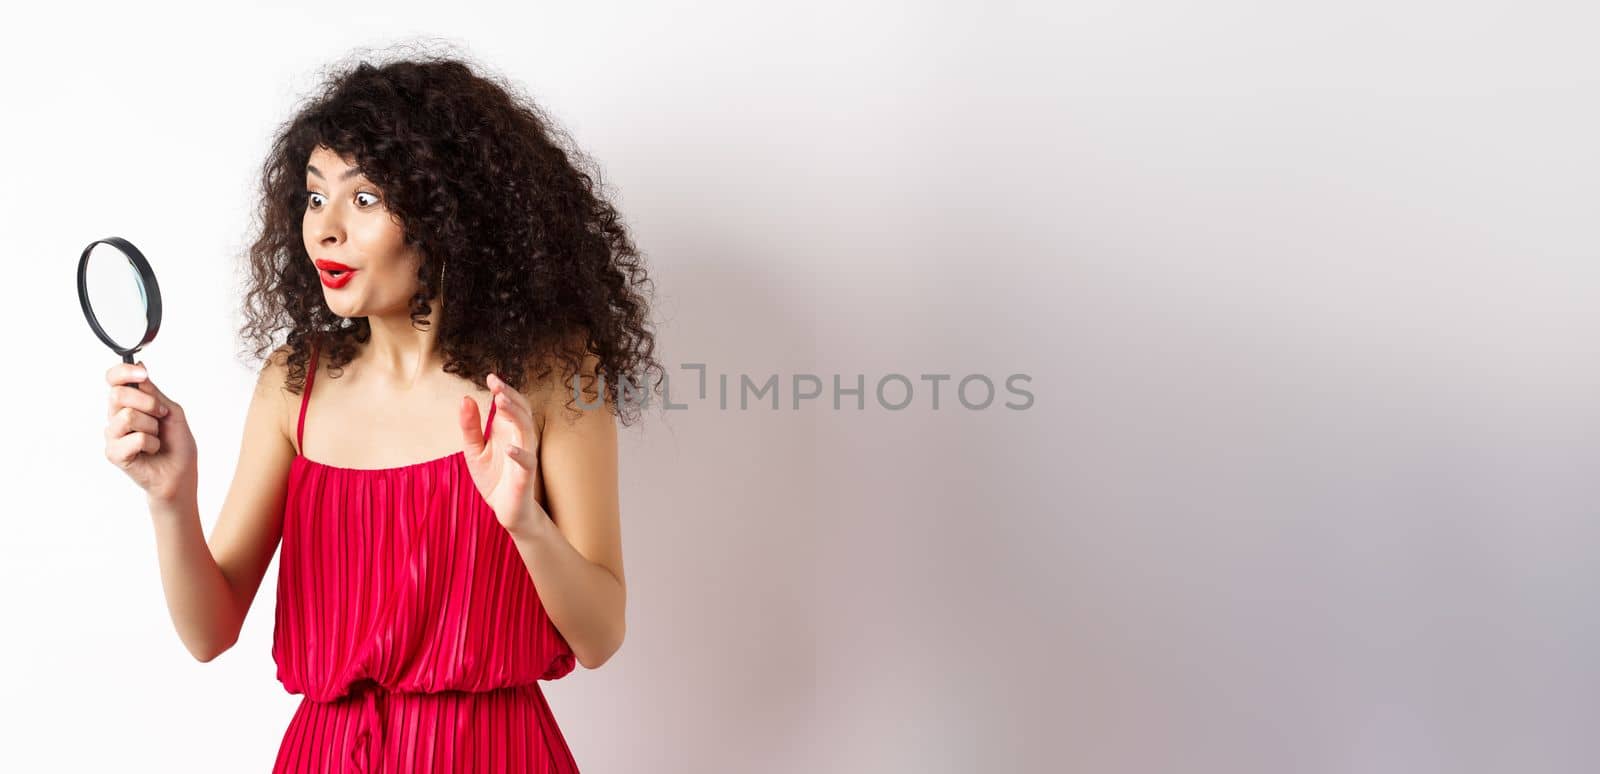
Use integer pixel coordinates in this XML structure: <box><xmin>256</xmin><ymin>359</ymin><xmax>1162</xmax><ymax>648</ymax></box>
<box><xmin>83</xmin><ymin>242</ymin><xmax>150</xmax><ymax>349</ymax></box>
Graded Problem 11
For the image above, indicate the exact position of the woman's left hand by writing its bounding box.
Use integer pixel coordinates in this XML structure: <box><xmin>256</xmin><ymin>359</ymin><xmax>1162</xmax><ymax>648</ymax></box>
<box><xmin>460</xmin><ymin>373</ymin><xmax>548</xmax><ymax>540</ymax></box>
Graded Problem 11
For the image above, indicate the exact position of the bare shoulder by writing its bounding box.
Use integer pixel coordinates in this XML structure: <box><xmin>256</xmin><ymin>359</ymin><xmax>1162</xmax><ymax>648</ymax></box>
<box><xmin>523</xmin><ymin>347</ymin><xmax>606</xmax><ymax>435</ymax></box>
<box><xmin>256</xmin><ymin>344</ymin><xmax>298</xmax><ymax>448</ymax></box>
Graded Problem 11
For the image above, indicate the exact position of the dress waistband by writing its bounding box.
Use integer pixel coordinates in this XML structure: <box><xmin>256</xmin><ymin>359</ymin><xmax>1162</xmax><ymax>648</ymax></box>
<box><xmin>341</xmin><ymin>682</ymin><xmax>544</xmax><ymax>773</ymax></box>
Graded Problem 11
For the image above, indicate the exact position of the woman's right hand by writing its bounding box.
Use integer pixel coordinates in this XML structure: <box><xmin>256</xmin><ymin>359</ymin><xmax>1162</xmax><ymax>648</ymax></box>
<box><xmin>104</xmin><ymin>361</ymin><xmax>198</xmax><ymax>505</ymax></box>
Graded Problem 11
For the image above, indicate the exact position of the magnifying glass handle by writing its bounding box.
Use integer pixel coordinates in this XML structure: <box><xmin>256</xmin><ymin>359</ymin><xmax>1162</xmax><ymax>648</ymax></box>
<box><xmin>122</xmin><ymin>351</ymin><xmax>140</xmax><ymax>389</ymax></box>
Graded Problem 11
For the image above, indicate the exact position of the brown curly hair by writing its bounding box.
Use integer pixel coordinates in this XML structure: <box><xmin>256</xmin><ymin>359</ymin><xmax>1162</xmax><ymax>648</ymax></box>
<box><xmin>237</xmin><ymin>47</ymin><xmax>662</xmax><ymax>425</ymax></box>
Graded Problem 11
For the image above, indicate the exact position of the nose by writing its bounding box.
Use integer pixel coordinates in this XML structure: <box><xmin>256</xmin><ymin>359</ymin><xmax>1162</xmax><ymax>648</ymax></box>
<box><xmin>317</xmin><ymin>222</ymin><xmax>343</xmax><ymax>249</ymax></box>
<box><xmin>309</xmin><ymin>204</ymin><xmax>345</xmax><ymax>248</ymax></box>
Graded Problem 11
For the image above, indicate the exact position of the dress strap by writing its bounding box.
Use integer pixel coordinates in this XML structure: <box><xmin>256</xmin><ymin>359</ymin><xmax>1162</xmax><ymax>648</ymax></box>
<box><xmin>484</xmin><ymin>389</ymin><xmax>497</xmax><ymax>441</ymax></box>
<box><xmin>296</xmin><ymin>340</ymin><xmax>318</xmax><ymax>455</ymax></box>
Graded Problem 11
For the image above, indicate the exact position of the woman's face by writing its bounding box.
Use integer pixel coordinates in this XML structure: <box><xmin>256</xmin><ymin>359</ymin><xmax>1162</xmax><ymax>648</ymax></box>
<box><xmin>302</xmin><ymin>145</ymin><xmax>424</xmax><ymax>318</ymax></box>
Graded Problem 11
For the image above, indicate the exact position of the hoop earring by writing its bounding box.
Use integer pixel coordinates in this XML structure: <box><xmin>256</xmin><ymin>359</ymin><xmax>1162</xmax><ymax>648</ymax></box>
<box><xmin>439</xmin><ymin>258</ymin><xmax>447</xmax><ymax>307</ymax></box>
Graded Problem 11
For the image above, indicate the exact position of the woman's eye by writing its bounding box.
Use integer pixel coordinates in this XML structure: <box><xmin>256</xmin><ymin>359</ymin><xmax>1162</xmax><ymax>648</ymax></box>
<box><xmin>305</xmin><ymin>191</ymin><xmax>378</xmax><ymax>210</ymax></box>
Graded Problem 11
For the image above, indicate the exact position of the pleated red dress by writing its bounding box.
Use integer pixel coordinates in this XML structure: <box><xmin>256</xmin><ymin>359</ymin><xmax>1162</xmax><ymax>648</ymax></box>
<box><xmin>272</xmin><ymin>343</ymin><xmax>580</xmax><ymax>773</ymax></box>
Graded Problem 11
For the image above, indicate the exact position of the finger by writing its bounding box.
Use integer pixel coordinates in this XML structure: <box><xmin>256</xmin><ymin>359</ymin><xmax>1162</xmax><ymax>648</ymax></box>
<box><xmin>110</xmin><ymin>384</ymin><xmax>165</xmax><ymax>418</ymax></box>
<box><xmin>487</xmin><ymin>373</ymin><xmax>535</xmax><ymax>415</ymax></box>
<box><xmin>106</xmin><ymin>362</ymin><xmax>148</xmax><ymax>387</ymax></box>
<box><xmin>458</xmin><ymin>395</ymin><xmax>487</xmax><ymax>454</ymax></box>
<box><xmin>105</xmin><ymin>412</ymin><xmax>159</xmax><ymax>448</ymax></box>
<box><xmin>503</xmin><ymin>444</ymin><xmax>535</xmax><ymax>484</ymax></box>
<box><xmin>491</xmin><ymin>389</ymin><xmax>535</xmax><ymax>436</ymax></box>
<box><xmin>491</xmin><ymin>377</ymin><xmax>547</xmax><ymax>452</ymax></box>
<box><xmin>110</xmin><ymin>385</ymin><xmax>166</xmax><ymax>420</ymax></box>
<box><xmin>108</xmin><ymin>361</ymin><xmax>176</xmax><ymax>418</ymax></box>
<box><xmin>112</xmin><ymin>406</ymin><xmax>161</xmax><ymax>438</ymax></box>
<box><xmin>107</xmin><ymin>431</ymin><xmax>160</xmax><ymax>465</ymax></box>
<box><xmin>133</xmin><ymin>362</ymin><xmax>176</xmax><ymax>408</ymax></box>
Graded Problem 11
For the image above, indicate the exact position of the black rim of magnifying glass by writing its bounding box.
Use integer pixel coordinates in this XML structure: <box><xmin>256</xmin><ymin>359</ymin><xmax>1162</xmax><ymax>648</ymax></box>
<box><xmin>77</xmin><ymin>236</ymin><xmax>162</xmax><ymax>365</ymax></box>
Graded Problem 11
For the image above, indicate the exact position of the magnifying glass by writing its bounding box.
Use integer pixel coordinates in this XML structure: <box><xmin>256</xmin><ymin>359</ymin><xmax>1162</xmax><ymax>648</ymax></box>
<box><xmin>77</xmin><ymin>236</ymin><xmax>162</xmax><ymax>389</ymax></box>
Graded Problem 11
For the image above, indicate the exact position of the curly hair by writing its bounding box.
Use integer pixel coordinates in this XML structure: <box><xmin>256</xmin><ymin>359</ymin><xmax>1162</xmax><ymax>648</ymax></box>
<box><xmin>237</xmin><ymin>47</ymin><xmax>662</xmax><ymax>425</ymax></box>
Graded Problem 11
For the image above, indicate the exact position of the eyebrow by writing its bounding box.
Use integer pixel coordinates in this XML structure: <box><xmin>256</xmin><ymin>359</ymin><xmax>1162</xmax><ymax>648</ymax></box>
<box><xmin>306</xmin><ymin>164</ymin><xmax>367</xmax><ymax>182</ymax></box>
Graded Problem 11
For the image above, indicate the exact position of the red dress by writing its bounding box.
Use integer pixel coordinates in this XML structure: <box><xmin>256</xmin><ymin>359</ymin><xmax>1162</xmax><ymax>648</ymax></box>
<box><xmin>272</xmin><ymin>343</ymin><xmax>580</xmax><ymax>773</ymax></box>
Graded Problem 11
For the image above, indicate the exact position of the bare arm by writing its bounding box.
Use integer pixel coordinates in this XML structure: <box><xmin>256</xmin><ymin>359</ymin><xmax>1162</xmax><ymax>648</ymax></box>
<box><xmin>508</xmin><ymin>355</ymin><xmax>628</xmax><ymax>670</ymax></box>
<box><xmin>147</xmin><ymin>347</ymin><xmax>297</xmax><ymax>661</ymax></box>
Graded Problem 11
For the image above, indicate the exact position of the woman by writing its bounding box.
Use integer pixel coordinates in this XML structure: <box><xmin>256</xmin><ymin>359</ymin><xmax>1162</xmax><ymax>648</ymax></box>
<box><xmin>100</xmin><ymin>54</ymin><xmax>659</xmax><ymax>772</ymax></box>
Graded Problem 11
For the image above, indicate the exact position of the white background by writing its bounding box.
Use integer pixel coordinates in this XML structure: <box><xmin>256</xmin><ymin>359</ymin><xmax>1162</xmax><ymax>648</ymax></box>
<box><xmin>3</xmin><ymin>1</ymin><xmax>1598</xmax><ymax>772</ymax></box>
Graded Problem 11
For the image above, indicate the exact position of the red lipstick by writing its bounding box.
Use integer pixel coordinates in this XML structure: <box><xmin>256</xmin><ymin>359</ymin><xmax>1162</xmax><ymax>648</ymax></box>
<box><xmin>314</xmin><ymin>259</ymin><xmax>358</xmax><ymax>289</ymax></box>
